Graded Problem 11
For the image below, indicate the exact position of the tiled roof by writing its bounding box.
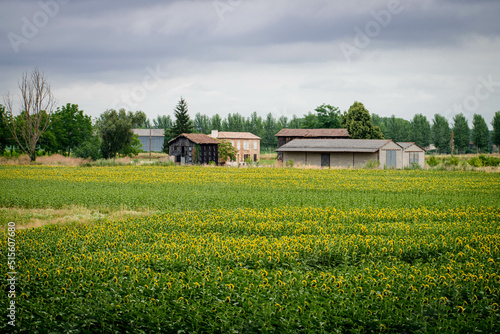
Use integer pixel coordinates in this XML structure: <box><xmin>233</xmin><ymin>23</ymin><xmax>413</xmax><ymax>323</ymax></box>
<box><xmin>132</xmin><ymin>129</ymin><xmax>165</xmax><ymax>137</ymax></box>
<box><xmin>275</xmin><ymin>128</ymin><xmax>350</xmax><ymax>138</ymax></box>
<box><xmin>276</xmin><ymin>139</ymin><xmax>393</xmax><ymax>153</ymax></box>
<box><xmin>170</xmin><ymin>133</ymin><xmax>220</xmax><ymax>145</ymax></box>
<box><xmin>213</xmin><ymin>132</ymin><xmax>261</xmax><ymax>140</ymax></box>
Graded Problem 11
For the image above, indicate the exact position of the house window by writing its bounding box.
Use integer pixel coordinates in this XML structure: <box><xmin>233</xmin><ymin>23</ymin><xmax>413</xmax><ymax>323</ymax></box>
<box><xmin>321</xmin><ymin>154</ymin><xmax>330</xmax><ymax>167</ymax></box>
<box><xmin>253</xmin><ymin>141</ymin><xmax>257</xmax><ymax>150</ymax></box>
<box><xmin>237</xmin><ymin>141</ymin><xmax>241</xmax><ymax>150</ymax></box>
<box><xmin>386</xmin><ymin>151</ymin><xmax>396</xmax><ymax>168</ymax></box>
<box><xmin>409</xmin><ymin>152</ymin><xmax>419</xmax><ymax>164</ymax></box>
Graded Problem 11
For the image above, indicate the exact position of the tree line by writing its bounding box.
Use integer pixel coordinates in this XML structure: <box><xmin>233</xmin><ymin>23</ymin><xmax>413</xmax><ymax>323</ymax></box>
<box><xmin>2</xmin><ymin>69</ymin><xmax>500</xmax><ymax>161</ymax></box>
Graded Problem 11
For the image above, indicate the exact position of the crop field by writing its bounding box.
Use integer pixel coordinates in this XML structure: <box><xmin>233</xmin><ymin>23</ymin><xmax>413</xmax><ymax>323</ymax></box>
<box><xmin>1</xmin><ymin>165</ymin><xmax>500</xmax><ymax>333</ymax></box>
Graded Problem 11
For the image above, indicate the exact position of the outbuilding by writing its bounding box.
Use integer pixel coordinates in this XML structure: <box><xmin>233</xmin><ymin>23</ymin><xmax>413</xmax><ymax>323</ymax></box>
<box><xmin>132</xmin><ymin>129</ymin><xmax>165</xmax><ymax>152</ymax></box>
<box><xmin>276</xmin><ymin>139</ymin><xmax>404</xmax><ymax>169</ymax></box>
<box><xmin>398</xmin><ymin>142</ymin><xmax>426</xmax><ymax>168</ymax></box>
<box><xmin>168</xmin><ymin>133</ymin><xmax>219</xmax><ymax>165</ymax></box>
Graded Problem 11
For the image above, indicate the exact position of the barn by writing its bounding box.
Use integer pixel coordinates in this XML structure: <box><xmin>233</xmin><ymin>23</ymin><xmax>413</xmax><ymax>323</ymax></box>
<box><xmin>398</xmin><ymin>142</ymin><xmax>426</xmax><ymax>168</ymax></box>
<box><xmin>132</xmin><ymin>129</ymin><xmax>165</xmax><ymax>152</ymax></box>
<box><xmin>276</xmin><ymin>139</ymin><xmax>404</xmax><ymax>169</ymax></box>
<box><xmin>168</xmin><ymin>133</ymin><xmax>219</xmax><ymax>165</ymax></box>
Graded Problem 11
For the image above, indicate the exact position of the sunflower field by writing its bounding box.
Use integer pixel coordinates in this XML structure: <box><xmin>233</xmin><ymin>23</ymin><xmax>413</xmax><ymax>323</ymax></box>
<box><xmin>1</xmin><ymin>165</ymin><xmax>499</xmax><ymax>333</ymax></box>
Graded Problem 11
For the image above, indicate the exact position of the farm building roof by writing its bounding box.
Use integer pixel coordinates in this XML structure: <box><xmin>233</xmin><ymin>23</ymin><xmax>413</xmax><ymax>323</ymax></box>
<box><xmin>169</xmin><ymin>133</ymin><xmax>220</xmax><ymax>145</ymax></box>
<box><xmin>132</xmin><ymin>129</ymin><xmax>165</xmax><ymax>137</ymax></box>
<box><xmin>276</xmin><ymin>139</ymin><xmax>394</xmax><ymax>153</ymax></box>
<box><xmin>275</xmin><ymin>128</ymin><xmax>350</xmax><ymax>138</ymax></box>
<box><xmin>212</xmin><ymin>132</ymin><xmax>261</xmax><ymax>140</ymax></box>
<box><xmin>397</xmin><ymin>142</ymin><xmax>426</xmax><ymax>151</ymax></box>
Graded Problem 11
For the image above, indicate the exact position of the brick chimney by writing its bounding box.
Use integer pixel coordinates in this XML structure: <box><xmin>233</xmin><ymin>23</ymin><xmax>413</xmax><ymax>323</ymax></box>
<box><xmin>211</xmin><ymin>130</ymin><xmax>219</xmax><ymax>138</ymax></box>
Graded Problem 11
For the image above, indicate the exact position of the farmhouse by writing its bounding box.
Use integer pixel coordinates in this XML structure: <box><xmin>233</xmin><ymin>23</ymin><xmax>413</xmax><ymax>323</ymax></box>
<box><xmin>398</xmin><ymin>142</ymin><xmax>426</xmax><ymax>168</ymax></box>
<box><xmin>132</xmin><ymin>129</ymin><xmax>165</xmax><ymax>152</ymax></box>
<box><xmin>210</xmin><ymin>130</ymin><xmax>261</xmax><ymax>164</ymax></box>
<box><xmin>169</xmin><ymin>133</ymin><xmax>219</xmax><ymax>165</ymax></box>
<box><xmin>276</xmin><ymin>139</ymin><xmax>404</xmax><ymax>169</ymax></box>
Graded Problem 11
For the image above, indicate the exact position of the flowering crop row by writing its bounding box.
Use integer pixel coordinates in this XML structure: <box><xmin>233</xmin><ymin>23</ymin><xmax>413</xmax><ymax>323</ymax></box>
<box><xmin>1</xmin><ymin>205</ymin><xmax>499</xmax><ymax>333</ymax></box>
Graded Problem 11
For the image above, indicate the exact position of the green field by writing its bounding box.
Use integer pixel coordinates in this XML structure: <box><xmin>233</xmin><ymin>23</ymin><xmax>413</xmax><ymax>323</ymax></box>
<box><xmin>1</xmin><ymin>166</ymin><xmax>499</xmax><ymax>333</ymax></box>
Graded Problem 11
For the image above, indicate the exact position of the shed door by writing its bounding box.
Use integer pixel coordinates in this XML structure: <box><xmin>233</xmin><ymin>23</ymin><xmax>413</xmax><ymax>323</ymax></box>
<box><xmin>386</xmin><ymin>151</ymin><xmax>396</xmax><ymax>168</ymax></box>
<box><xmin>321</xmin><ymin>154</ymin><xmax>330</xmax><ymax>167</ymax></box>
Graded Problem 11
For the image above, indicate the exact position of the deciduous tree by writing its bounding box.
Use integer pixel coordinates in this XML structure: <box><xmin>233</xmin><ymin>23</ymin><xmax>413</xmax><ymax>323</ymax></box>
<box><xmin>453</xmin><ymin>113</ymin><xmax>470</xmax><ymax>154</ymax></box>
<box><xmin>410</xmin><ymin>114</ymin><xmax>431</xmax><ymax>148</ymax></box>
<box><xmin>492</xmin><ymin>111</ymin><xmax>500</xmax><ymax>150</ymax></box>
<box><xmin>431</xmin><ymin>114</ymin><xmax>451</xmax><ymax>153</ymax></box>
<box><xmin>3</xmin><ymin>69</ymin><xmax>57</xmax><ymax>161</ymax></box>
<box><xmin>472</xmin><ymin>114</ymin><xmax>489</xmax><ymax>152</ymax></box>
<box><xmin>341</xmin><ymin>102</ymin><xmax>384</xmax><ymax>139</ymax></box>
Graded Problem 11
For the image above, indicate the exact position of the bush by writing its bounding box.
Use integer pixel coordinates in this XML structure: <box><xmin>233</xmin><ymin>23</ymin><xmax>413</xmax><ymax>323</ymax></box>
<box><xmin>286</xmin><ymin>159</ymin><xmax>294</xmax><ymax>168</ymax></box>
<box><xmin>427</xmin><ymin>155</ymin><xmax>439</xmax><ymax>167</ymax></box>
<box><xmin>468</xmin><ymin>157</ymin><xmax>483</xmax><ymax>167</ymax></box>
<box><xmin>73</xmin><ymin>137</ymin><xmax>102</xmax><ymax>161</ymax></box>
<box><xmin>364</xmin><ymin>159</ymin><xmax>380</xmax><ymax>169</ymax></box>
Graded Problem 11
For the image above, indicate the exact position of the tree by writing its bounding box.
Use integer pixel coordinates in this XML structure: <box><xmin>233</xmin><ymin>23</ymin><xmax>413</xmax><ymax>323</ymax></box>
<box><xmin>169</xmin><ymin>97</ymin><xmax>194</xmax><ymax>138</ymax></box>
<box><xmin>453</xmin><ymin>113</ymin><xmax>470</xmax><ymax>154</ymax></box>
<box><xmin>3</xmin><ymin>69</ymin><xmax>57</xmax><ymax>161</ymax></box>
<box><xmin>472</xmin><ymin>114</ymin><xmax>489</xmax><ymax>152</ymax></box>
<box><xmin>492</xmin><ymin>111</ymin><xmax>500</xmax><ymax>150</ymax></box>
<box><xmin>0</xmin><ymin>104</ymin><xmax>11</xmax><ymax>152</ymax></box>
<box><xmin>341</xmin><ymin>102</ymin><xmax>384</xmax><ymax>139</ymax></box>
<box><xmin>96</xmin><ymin>109</ymin><xmax>142</xmax><ymax>159</ymax></box>
<box><xmin>152</xmin><ymin>115</ymin><xmax>173</xmax><ymax>131</ymax></box>
<box><xmin>49</xmin><ymin>103</ymin><xmax>93</xmax><ymax>156</ymax></box>
<box><xmin>194</xmin><ymin>113</ymin><xmax>211</xmax><ymax>134</ymax></box>
<box><xmin>210</xmin><ymin>114</ymin><xmax>223</xmax><ymax>131</ymax></box>
<box><xmin>262</xmin><ymin>113</ymin><xmax>279</xmax><ymax>149</ymax></box>
<box><xmin>302</xmin><ymin>104</ymin><xmax>342</xmax><ymax>129</ymax></box>
<box><xmin>431</xmin><ymin>114</ymin><xmax>451</xmax><ymax>153</ymax></box>
<box><xmin>217</xmin><ymin>139</ymin><xmax>237</xmax><ymax>164</ymax></box>
<box><xmin>410</xmin><ymin>114</ymin><xmax>431</xmax><ymax>148</ymax></box>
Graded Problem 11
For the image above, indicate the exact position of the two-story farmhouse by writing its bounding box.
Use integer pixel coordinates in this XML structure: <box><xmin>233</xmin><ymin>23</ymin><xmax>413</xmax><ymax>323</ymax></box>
<box><xmin>210</xmin><ymin>130</ymin><xmax>261</xmax><ymax>164</ymax></box>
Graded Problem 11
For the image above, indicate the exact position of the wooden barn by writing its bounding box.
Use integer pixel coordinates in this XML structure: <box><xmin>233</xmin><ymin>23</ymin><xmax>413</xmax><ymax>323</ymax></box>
<box><xmin>168</xmin><ymin>134</ymin><xmax>219</xmax><ymax>165</ymax></box>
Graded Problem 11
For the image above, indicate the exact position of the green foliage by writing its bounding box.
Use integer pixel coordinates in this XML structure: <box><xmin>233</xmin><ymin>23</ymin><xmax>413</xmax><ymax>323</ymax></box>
<box><xmin>453</xmin><ymin>113</ymin><xmax>470</xmax><ymax>154</ymax></box>
<box><xmin>96</xmin><ymin>109</ymin><xmax>142</xmax><ymax>159</ymax></box>
<box><xmin>301</xmin><ymin>104</ymin><xmax>342</xmax><ymax>129</ymax></box>
<box><xmin>472</xmin><ymin>114</ymin><xmax>489</xmax><ymax>152</ymax></box>
<box><xmin>492</xmin><ymin>111</ymin><xmax>500</xmax><ymax>149</ymax></box>
<box><xmin>468</xmin><ymin>156</ymin><xmax>483</xmax><ymax>167</ymax></box>
<box><xmin>217</xmin><ymin>139</ymin><xmax>237</xmax><ymax>163</ymax></box>
<box><xmin>285</xmin><ymin>159</ymin><xmax>294</xmax><ymax>167</ymax></box>
<box><xmin>73</xmin><ymin>135</ymin><xmax>102</xmax><ymax>160</ymax></box>
<box><xmin>410</xmin><ymin>114</ymin><xmax>431</xmax><ymax>148</ymax></box>
<box><xmin>48</xmin><ymin>103</ymin><xmax>93</xmax><ymax>156</ymax></box>
<box><xmin>0</xmin><ymin>104</ymin><xmax>11</xmax><ymax>152</ymax></box>
<box><xmin>432</xmin><ymin>114</ymin><xmax>451</xmax><ymax>153</ymax></box>
<box><xmin>169</xmin><ymin>97</ymin><xmax>194</xmax><ymax>138</ymax></box>
<box><xmin>372</xmin><ymin>114</ymin><xmax>412</xmax><ymax>142</ymax></box>
<box><xmin>341</xmin><ymin>102</ymin><xmax>384</xmax><ymax>139</ymax></box>
<box><xmin>426</xmin><ymin>155</ymin><xmax>440</xmax><ymax>167</ymax></box>
<box><xmin>364</xmin><ymin>159</ymin><xmax>380</xmax><ymax>169</ymax></box>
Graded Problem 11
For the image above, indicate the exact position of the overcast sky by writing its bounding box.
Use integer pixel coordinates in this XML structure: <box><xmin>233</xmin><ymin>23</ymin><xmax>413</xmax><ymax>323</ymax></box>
<box><xmin>1</xmin><ymin>0</ymin><xmax>499</xmax><ymax>127</ymax></box>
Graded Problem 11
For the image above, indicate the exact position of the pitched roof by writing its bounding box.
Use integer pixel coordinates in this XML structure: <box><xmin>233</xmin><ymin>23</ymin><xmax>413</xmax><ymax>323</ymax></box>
<box><xmin>276</xmin><ymin>139</ymin><xmax>394</xmax><ymax>153</ymax></box>
<box><xmin>212</xmin><ymin>132</ymin><xmax>261</xmax><ymax>140</ymax></box>
<box><xmin>169</xmin><ymin>133</ymin><xmax>220</xmax><ymax>145</ymax></box>
<box><xmin>397</xmin><ymin>142</ymin><xmax>427</xmax><ymax>152</ymax></box>
<box><xmin>275</xmin><ymin>128</ymin><xmax>350</xmax><ymax>138</ymax></box>
<box><xmin>132</xmin><ymin>129</ymin><xmax>165</xmax><ymax>137</ymax></box>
